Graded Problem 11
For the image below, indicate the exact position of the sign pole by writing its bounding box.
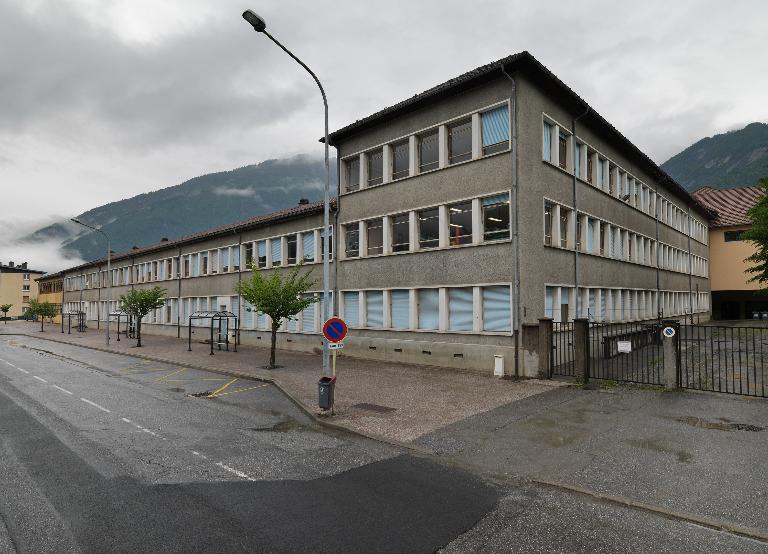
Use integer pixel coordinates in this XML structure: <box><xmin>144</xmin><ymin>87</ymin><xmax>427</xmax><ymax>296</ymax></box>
<box><xmin>332</xmin><ymin>348</ymin><xmax>337</xmax><ymax>377</ymax></box>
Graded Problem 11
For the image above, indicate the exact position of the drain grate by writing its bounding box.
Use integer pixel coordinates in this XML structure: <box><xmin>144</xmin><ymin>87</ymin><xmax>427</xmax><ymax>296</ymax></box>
<box><xmin>352</xmin><ymin>403</ymin><xmax>396</xmax><ymax>414</ymax></box>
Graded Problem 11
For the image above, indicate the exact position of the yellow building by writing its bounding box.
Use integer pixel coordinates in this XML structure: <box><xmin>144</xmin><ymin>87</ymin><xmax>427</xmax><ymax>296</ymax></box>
<box><xmin>37</xmin><ymin>272</ymin><xmax>64</xmax><ymax>324</ymax></box>
<box><xmin>0</xmin><ymin>261</ymin><xmax>45</xmax><ymax>319</ymax></box>
<box><xmin>693</xmin><ymin>186</ymin><xmax>766</xmax><ymax>319</ymax></box>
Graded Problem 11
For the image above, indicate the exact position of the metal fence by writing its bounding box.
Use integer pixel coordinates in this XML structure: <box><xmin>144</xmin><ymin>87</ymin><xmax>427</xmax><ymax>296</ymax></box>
<box><xmin>679</xmin><ymin>325</ymin><xmax>768</xmax><ymax>398</ymax></box>
<box><xmin>551</xmin><ymin>322</ymin><xmax>575</xmax><ymax>377</ymax></box>
<box><xmin>588</xmin><ymin>321</ymin><xmax>665</xmax><ymax>385</ymax></box>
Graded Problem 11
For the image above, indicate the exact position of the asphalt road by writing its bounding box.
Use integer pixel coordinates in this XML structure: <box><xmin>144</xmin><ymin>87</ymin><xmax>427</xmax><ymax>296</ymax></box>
<box><xmin>0</xmin><ymin>336</ymin><xmax>498</xmax><ymax>553</ymax></box>
<box><xmin>1</xmin><ymin>334</ymin><xmax>766</xmax><ymax>553</ymax></box>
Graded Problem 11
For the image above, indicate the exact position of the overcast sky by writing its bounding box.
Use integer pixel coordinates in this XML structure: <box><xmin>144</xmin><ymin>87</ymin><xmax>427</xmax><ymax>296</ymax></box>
<box><xmin>1</xmin><ymin>0</ymin><xmax>767</xmax><ymax>261</ymax></box>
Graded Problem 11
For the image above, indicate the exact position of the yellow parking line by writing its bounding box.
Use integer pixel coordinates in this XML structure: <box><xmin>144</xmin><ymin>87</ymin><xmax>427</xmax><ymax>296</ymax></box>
<box><xmin>208</xmin><ymin>384</ymin><xmax>269</xmax><ymax>398</ymax></box>
<box><xmin>207</xmin><ymin>378</ymin><xmax>238</xmax><ymax>398</ymax></box>
<box><xmin>155</xmin><ymin>367</ymin><xmax>188</xmax><ymax>383</ymax></box>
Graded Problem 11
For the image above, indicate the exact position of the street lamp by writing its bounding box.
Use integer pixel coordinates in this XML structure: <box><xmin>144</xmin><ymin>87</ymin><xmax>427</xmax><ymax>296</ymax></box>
<box><xmin>71</xmin><ymin>218</ymin><xmax>112</xmax><ymax>347</ymax></box>
<box><xmin>242</xmin><ymin>9</ymin><xmax>332</xmax><ymax>378</ymax></box>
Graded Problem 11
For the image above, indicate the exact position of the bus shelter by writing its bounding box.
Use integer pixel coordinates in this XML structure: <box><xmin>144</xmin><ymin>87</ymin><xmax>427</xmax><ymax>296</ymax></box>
<box><xmin>109</xmin><ymin>310</ymin><xmax>136</xmax><ymax>341</ymax></box>
<box><xmin>61</xmin><ymin>311</ymin><xmax>86</xmax><ymax>334</ymax></box>
<box><xmin>187</xmin><ymin>311</ymin><xmax>239</xmax><ymax>355</ymax></box>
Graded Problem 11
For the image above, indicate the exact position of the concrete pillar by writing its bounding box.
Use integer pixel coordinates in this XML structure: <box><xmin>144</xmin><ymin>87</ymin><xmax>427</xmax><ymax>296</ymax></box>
<box><xmin>280</xmin><ymin>238</ymin><xmax>288</xmax><ymax>268</ymax></box>
<box><xmin>553</xmin><ymin>287</ymin><xmax>562</xmax><ymax>323</ymax></box>
<box><xmin>565</xmin><ymin>134</ymin><xmax>574</xmax><ymax>172</ymax></box>
<box><xmin>581</xmin><ymin>288</ymin><xmax>590</xmax><ymax>320</ymax></box>
<box><xmin>382</xmin><ymin>215</ymin><xmax>392</xmax><ymax>255</ymax></box>
<box><xmin>552</xmin><ymin>204</ymin><xmax>562</xmax><ymax>247</ymax></box>
<box><xmin>438</xmin><ymin>125</ymin><xmax>448</xmax><ymax>168</ymax></box>
<box><xmin>580</xmin><ymin>145</ymin><xmax>589</xmax><ymax>181</ymax></box>
<box><xmin>573</xmin><ymin>318</ymin><xmax>590</xmax><ymax>383</ymax></box>
<box><xmin>590</xmin><ymin>152</ymin><xmax>599</xmax><ymax>186</ymax></box>
<box><xmin>551</xmin><ymin>125</ymin><xmax>560</xmax><ymax>167</ymax></box>
<box><xmin>566</xmin><ymin>209</ymin><xmax>576</xmax><ymax>250</ymax></box>
<box><xmin>662</xmin><ymin>321</ymin><xmax>679</xmax><ymax>388</ymax></box>
<box><xmin>538</xmin><ymin>318</ymin><xmax>553</xmax><ymax>378</ymax></box>
<box><xmin>358</xmin><ymin>291</ymin><xmax>365</xmax><ymax>328</ymax></box>
<box><xmin>594</xmin><ymin>289</ymin><xmax>603</xmax><ymax>321</ymax></box>
<box><xmin>579</xmin><ymin>213</ymin><xmax>589</xmax><ymax>252</ymax></box>
<box><xmin>471</xmin><ymin>113</ymin><xmax>482</xmax><ymax>160</ymax></box>
<box><xmin>438</xmin><ymin>205</ymin><xmax>449</xmax><ymax>248</ymax></box>
<box><xmin>472</xmin><ymin>286</ymin><xmax>482</xmax><ymax>332</ymax></box>
<box><xmin>358</xmin><ymin>221</ymin><xmax>367</xmax><ymax>257</ymax></box>
<box><xmin>265</xmin><ymin>238</ymin><xmax>273</xmax><ymax>268</ymax></box>
<box><xmin>382</xmin><ymin>144</ymin><xmax>392</xmax><ymax>184</ymax></box>
<box><xmin>408</xmin><ymin>289</ymin><xmax>418</xmax><ymax>329</ymax></box>
<box><xmin>408</xmin><ymin>135</ymin><xmax>418</xmax><ymax>176</ymax></box>
<box><xmin>472</xmin><ymin>198</ymin><xmax>483</xmax><ymax>245</ymax></box>
<box><xmin>611</xmin><ymin>166</ymin><xmax>619</xmax><ymax>197</ymax></box>
<box><xmin>438</xmin><ymin>287</ymin><xmax>448</xmax><ymax>331</ymax></box>
<box><xmin>359</xmin><ymin>152</ymin><xmax>367</xmax><ymax>190</ymax></box>
<box><xmin>409</xmin><ymin>211</ymin><xmax>419</xmax><ymax>251</ymax></box>
<box><xmin>382</xmin><ymin>289</ymin><xmax>392</xmax><ymax>329</ymax></box>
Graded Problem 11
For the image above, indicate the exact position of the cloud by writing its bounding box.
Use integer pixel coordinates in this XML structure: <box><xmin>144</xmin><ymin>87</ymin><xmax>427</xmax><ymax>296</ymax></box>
<box><xmin>0</xmin><ymin>216</ymin><xmax>85</xmax><ymax>273</ymax></box>
<box><xmin>213</xmin><ymin>186</ymin><xmax>262</xmax><ymax>199</ymax></box>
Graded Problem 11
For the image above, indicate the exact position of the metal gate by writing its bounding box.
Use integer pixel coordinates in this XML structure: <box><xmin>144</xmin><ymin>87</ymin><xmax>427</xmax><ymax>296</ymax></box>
<box><xmin>588</xmin><ymin>321</ymin><xmax>664</xmax><ymax>384</ymax></box>
<box><xmin>679</xmin><ymin>324</ymin><xmax>768</xmax><ymax>398</ymax></box>
<box><xmin>550</xmin><ymin>322</ymin><xmax>575</xmax><ymax>377</ymax></box>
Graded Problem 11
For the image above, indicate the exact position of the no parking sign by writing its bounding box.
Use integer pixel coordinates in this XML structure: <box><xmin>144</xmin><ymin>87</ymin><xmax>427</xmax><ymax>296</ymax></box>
<box><xmin>322</xmin><ymin>317</ymin><xmax>348</xmax><ymax>343</ymax></box>
<box><xmin>662</xmin><ymin>326</ymin><xmax>676</xmax><ymax>338</ymax></box>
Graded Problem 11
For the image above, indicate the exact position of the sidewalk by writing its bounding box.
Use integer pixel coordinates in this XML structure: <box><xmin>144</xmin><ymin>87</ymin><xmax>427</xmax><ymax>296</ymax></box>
<box><xmin>0</xmin><ymin>321</ymin><xmax>559</xmax><ymax>445</ymax></box>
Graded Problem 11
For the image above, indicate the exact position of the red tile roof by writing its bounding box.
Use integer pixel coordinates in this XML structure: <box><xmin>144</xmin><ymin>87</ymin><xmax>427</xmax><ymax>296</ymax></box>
<box><xmin>693</xmin><ymin>186</ymin><xmax>765</xmax><ymax>228</ymax></box>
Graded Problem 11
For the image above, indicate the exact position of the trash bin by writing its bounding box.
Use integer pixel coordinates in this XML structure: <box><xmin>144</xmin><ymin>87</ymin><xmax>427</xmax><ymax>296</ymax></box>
<box><xmin>318</xmin><ymin>376</ymin><xmax>336</xmax><ymax>410</ymax></box>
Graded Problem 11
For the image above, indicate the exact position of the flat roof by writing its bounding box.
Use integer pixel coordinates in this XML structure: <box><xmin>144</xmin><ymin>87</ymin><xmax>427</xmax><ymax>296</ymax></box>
<box><xmin>327</xmin><ymin>51</ymin><xmax>708</xmax><ymax>217</ymax></box>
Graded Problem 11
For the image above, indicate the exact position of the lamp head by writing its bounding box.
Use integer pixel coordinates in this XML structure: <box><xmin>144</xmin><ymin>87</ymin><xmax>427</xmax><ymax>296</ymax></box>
<box><xmin>242</xmin><ymin>10</ymin><xmax>266</xmax><ymax>32</ymax></box>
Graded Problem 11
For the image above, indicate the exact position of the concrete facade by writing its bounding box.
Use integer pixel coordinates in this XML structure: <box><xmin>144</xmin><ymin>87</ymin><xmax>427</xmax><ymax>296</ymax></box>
<box><xmin>56</xmin><ymin>52</ymin><xmax>711</xmax><ymax>377</ymax></box>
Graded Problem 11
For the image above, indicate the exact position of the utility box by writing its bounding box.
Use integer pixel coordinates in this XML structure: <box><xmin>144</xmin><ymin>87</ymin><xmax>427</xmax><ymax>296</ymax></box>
<box><xmin>318</xmin><ymin>376</ymin><xmax>336</xmax><ymax>410</ymax></box>
<box><xmin>493</xmin><ymin>355</ymin><xmax>504</xmax><ymax>378</ymax></box>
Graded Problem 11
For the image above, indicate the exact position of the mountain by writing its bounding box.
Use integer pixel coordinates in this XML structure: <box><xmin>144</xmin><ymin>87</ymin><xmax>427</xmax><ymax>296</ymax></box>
<box><xmin>661</xmin><ymin>122</ymin><xmax>768</xmax><ymax>191</ymax></box>
<box><xmin>23</xmin><ymin>154</ymin><xmax>336</xmax><ymax>263</ymax></box>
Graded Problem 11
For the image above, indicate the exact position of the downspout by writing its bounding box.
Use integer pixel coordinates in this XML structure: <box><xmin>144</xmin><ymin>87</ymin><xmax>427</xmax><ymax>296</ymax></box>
<box><xmin>687</xmin><ymin>205</ymin><xmax>693</xmax><ymax>323</ymax></box>
<box><xmin>334</xmin><ymin>150</ymin><xmax>340</xmax><ymax>317</ymax></box>
<box><xmin>237</xmin><ymin>232</ymin><xmax>243</xmax><ymax>343</ymax></box>
<box><xmin>501</xmin><ymin>66</ymin><xmax>520</xmax><ymax>378</ymax></box>
<box><xmin>177</xmin><ymin>247</ymin><xmax>182</xmax><ymax>338</ymax></box>
<box><xmin>96</xmin><ymin>263</ymin><xmax>101</xmax><ymax>331</ymax></box>
<box><xmin>654</xmin><ymin>182</ymin><xmax>661</xmax><ymax>319</ymax></box>
<box><xmin>571</xmin><ymin>105</ymin><xmax>590</xmax><ymax>319</ymax></box>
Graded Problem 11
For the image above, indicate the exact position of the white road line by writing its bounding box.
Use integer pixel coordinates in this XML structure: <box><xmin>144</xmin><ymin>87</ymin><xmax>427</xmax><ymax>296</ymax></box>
<box><xmin>215</xmin><ymin>461</ymin><xmax>255</xmax><ymax>481</ymax></box>
<box><xmin>121</xmin><ymin>417</ymin><xmax>132</xmax><ymax>423</ymax></box>
<box><xmin>32</xmin><ymin>375</ymin><xmax>48</xmax><ymax>383</ymax></box>
<box><xmin>17</xmin><ymin>368</ymin><xmax>29</xmax><ymax>374</ymax></box>
<box><xmin>141</xmin><ymin>428</ymin><xmax>160</xmax><ymax>438</ymax></box>
<box><xmin>4</xmin><ymin>361</ymin><xmax>16</xmax><ymax>368</ymax></box>
<box><xmin>80</xmin><ymin>398</ymin><xmax>111</xmax><ymax>413</ymax></box>
<box><xmin>191</xmin><ymin>450</ymin><xmax>208</xmax><ymax>460</ymax></box>
<box><xmin>52</xmin><ymin>385</ymin><xmax>73</xmax><ymax>395</ymax></box>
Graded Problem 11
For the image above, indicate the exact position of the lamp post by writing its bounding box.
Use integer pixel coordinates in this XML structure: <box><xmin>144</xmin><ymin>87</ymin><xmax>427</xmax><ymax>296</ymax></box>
<box><xmin>71</xmin><ymin>219</ymin><xmax>111</xmax><ymax>346</ymax></box>
<box><xmin>242</xmin><ymin>10</ymin><xmax>332</xmax><ymax>378</ymax></box>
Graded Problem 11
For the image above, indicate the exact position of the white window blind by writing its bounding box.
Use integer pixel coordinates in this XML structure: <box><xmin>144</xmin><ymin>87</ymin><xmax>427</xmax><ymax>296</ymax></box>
<box><xmin>448</xmin><ymin>287</ymin><xmax>473</xmax><ymax>331</ymax></box>
<box><xmin>483</xmin><ymin>286</ymin><xmax>511</xmax><ymax>332</ymax></box>
<box><xmin>302</xmin><ymin>232</ymin><xmax>315</xmax><ymax>262</ymax></box>
<box><xmin>417</xmin><ymin>289</ymin><xmax>439</xmax><ymax>330</ymax></box>
<box><xmin>366</xmin><ymin>291</ymin><xmax>384</xmax><ymax>328</ymax></box>
<box><xmin>302</xmin><ymin>294</ymin><xmax>316</xmax><ymax>331</ymax></box>
<box><xmin>271</xmin><ymin>239</ymin><xmax>281</xmax><ymax>264</ymax></box>
<box><xmin>343</xmin><ymin>291</ymin><xmax>359</xmax><ymax>327</ymax></box>
<box><xmin>390</xmin><ymin>289</ymin><xmax>410</xmax><ymax>329</ymax></box>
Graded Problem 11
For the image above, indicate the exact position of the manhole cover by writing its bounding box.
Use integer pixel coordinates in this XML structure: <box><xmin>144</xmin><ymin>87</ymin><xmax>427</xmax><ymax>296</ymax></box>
<box><xmin>352</xmin><ymin>403</ymin><xmax>396</xmax><ymax>414</ymax></box>
<box><xmin>188</xmin><ymin>391</ymin><xmax>213</xmax><ymax>398</ymax></box>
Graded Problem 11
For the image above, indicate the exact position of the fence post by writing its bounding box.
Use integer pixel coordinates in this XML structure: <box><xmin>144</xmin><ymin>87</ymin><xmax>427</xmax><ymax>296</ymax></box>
<box><xmin>538</xmin><ymin>318</ymin><xmax>553</xmax><ymax>378</ymax></box>
<box><xmin>574</xmin><ymin>318</ymin><xmax>590</xmax><ymax>384</ymax></box>
<box><xmin>661</xmin><ymin>320</ymin><xmax>680</xmax><ymax>389</ymax></box>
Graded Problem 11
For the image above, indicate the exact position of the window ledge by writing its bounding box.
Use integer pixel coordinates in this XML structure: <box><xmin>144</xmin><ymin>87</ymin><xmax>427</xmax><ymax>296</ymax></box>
<box><xmin>340</xmin><ymin>238</ymin><xmax>512</xmax><ymax>262</ymax></box>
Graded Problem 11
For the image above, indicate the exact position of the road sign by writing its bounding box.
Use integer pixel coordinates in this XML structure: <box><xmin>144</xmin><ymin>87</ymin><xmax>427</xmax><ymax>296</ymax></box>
<box><xmin>323</xmin><ymin>317</ymin><xmax>348</xmax><ymax>343</ymax></box>
<box><xmin>662</xmin><ymin>326</ymin><xmax>676</xmax><ymax>338</ymax></box>
<box><xmin>328</xmin><ymin>342</ymin><xmax>344</xmax><ymax>350</ymax></box>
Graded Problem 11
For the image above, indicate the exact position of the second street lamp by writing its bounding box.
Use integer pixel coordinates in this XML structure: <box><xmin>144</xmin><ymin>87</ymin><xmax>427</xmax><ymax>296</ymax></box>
<box><xmin>71</xmin><ymin>218</ymin><xmax>112</xmax><ymax>347</ymax></box>
<box><xmin>242</xmin><ymin>9</ymin><xmax>332</xmax><ymax>379</ymax></box>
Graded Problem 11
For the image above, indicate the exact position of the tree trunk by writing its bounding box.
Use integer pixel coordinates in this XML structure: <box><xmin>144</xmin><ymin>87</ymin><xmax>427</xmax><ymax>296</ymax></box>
<box><xmin>40</xmin><ymin>318</ymin><xmax>44</xmax><ymax>332</ymax></box>
<box><xmin>136</xmin><ymin>318</ymin><xmax>142</xmax><ymax>347</ymax></box>
<box><xmin>269</xmin><ymin>322</ymin><xmax>278</xmax><ymax>369</ymax></box>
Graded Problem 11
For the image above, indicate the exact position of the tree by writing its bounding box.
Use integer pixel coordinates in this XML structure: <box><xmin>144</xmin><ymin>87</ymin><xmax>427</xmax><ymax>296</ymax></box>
<box><xmin>28</xmin><ymin>299</ymin><xmax>58</xmax><ymax>332</ymax></box>
<box><xmin>236</xmin><ymin>262</ymin><xmax>319</xmax><ymax>369</ymax></box>
<box><xmin>0</xmin><ymin>304</ymin><xmax>11</xmax><ymax>323</ymax></box>
<box><xmin>742</xmin><ymin>177</ymin><xmax>768</xmax><ymax>292</ymax></box>
<box><xmin>119</xmin><ymin>287</ymin><xmax>167</xmax><ymax>347</ymax></box>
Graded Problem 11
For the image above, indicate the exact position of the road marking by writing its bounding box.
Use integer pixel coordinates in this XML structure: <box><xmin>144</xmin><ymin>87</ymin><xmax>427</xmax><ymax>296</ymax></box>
<box><xmin>121</xmin><ymin>417</ymin><xmax>132</xmax><ymax>423</ymax></box>
<box><xmin>154</xmin><ymin>367</ymin><xmax>188</xmax><ymax>383</ymax></box>
<box><xmin>52</xmin><ymin>385</ymin><xmax>73</xmax><ymax>395</ymax></box>
<box><xmin>208</xmin><ymin>384</ymin><xmax>269</xmax><ymax>398</ymax></box>
<box><xmin>32</xmin><ymin>375</ymin><xmax>48</xmax><ymax>383</ymax></box>
<box><xmin>17</xmin><ymin>367</ymin><xmax>29</xmax><ymax>374</ymax></box>
<box><xmin>207</xmin><ymin>378</ymin><xmax>238</xmax><ymax>398</ymax></box>
<box><xmin>191</xmin><ymin>450</ymin><xmax>208</xmax><ymax>459</ymax></box>
<box><xmin>215</xmin><ymin>461</ymin><xmax>255</xmax><ymax>481</ymax></box>
<box><xmin>141</xmin><ymin>428</ymin><xmax>160</xmax><ymax>437</ymax></box>
<box><xmin>4</xmin><ymin>361</ymin><xmax>16</xmax><ymax>368</ymax></box>
<box><xmin>80</xmin><ymin>397</ymin><xmax>111</xmax><ymax>413</ymax></box>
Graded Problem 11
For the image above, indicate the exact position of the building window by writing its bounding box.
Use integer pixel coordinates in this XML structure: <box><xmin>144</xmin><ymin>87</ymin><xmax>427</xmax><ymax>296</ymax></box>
<box><xmin>22</xmin><ymin>284</ymin><xmax>30</xmax><ymax>291</ymax></box>
<box><xmin>367</xmin><ymin>149</ymin><xmax>383</xmax><ymax>186</ymax></box>
<box><xmin>481</xmin><ymin>106</ymin><xmax>509</xmax><ymax>155</ymax></box>
<box><xmin>544</xmin><ymin>203</ymin><xmax>553</xmax><ymax>245</ymax></box>
<box><xmin>343</xmin><ymin>291</ymin><xmax>359</xmax><ymax>327</ymax></box>
<box><xmin>418</xmin><ymin>130</ymin><xmax>439</xmax><ymax>173</ymax></box>
<box><xmin>597</xmin><ymin>158</ymin><xmax>605</xmax><ymax>189</ymax></box>
<box><xmin>483</xmin><ymin>286</ymin><xmax>511</xmax><ymax>332</ymax></box>
<box><xmin>286</xmin><ymin>236</ymin><xmax>297</xmax><ymax>265</ymax></box>
<box><xmin>448</xmin><ymin>287</ymin><xmax>473</xmax><ymax>331</ymax></box>
<box><xmin>257</xmin><ymin>240</ymin><xmax>267</xmax><ymax>268</ymax></box>
<box><xmin>302</xmin><ymin>232</ymin><xmax>315</xmax><ymax>262</ymax></box>
<box><xmin>390</xmin><ymin>289</ymin><xmax>410</xmax><ymax>329</ymax></box>
<box><xmin>166</xmin><ymin>260</ymin><xmax>172</xmax><ymax>279</ymax></box>
<box><xmin>183</xmin><ymin>257</ymin><xmax>190</xmax><ymax>277</ymax></box>
<box><xmin>575</xmin><ymin>216</ymin><xmax>582</xmax><ymax>251</ymax></box>
<box><xmin>367</xmin><ymin>219</ymin><xmax>384</xmax><ymax>256</ymax></box>
<box><xmin>574</xmin><ymin>143</ymin><xmax>581</xmax><ymax>178</ymax></box>
<box><xmin>448</xmin><ymin>119</ymin><xmax>472</xmax><ymax>164</ymax></box>
<box><xmin>600</xmin><ymin>223</ymin><xmax>608</xmax><ymax>255</ymax></box>
<box><xmin>243</xmin><ymin>245</ymin><xmax>252</xmax><ymax>268</ymax></box>
<box><xmin>321</xmin><ymin>226</ymin><xmax>333</xmax><ymax>260</ymax></box>
<box><xmin>232</xmin><ymin>248</ymin><xmax>240</xmax><ymax>271</ymax></box>
<box><xmin>392</xmin><ymin>140</ymin><xmax>409</xmax><ymax>180</ymax></box>
<box><xmin>609</xmin><ymin>166</ymin><xmax>615</xmax><ymax>195</ymax></box>
<box><xmin>559</xmin><ymin>208</ymin><xmax>569</xmax><ymax>248</ymax></box>
<box><xmin>587</xmin><ymin>153</ymin><xmax>593</xmax><ymax>184</ymax></box>
<box><xmin>558</xmin><ymin>132</ymin><xmax>567</xmax><ymax>169</ymax></box>
<box><xmin>543</xmin><ymin>121</ymin><xmax>552</xmax><ymax>162</ymax></box>
<box><xmin>301</xmin><ymin>294</ymin><xmax>316</xmax><ymax>332</ymax></box>
<box><xmin>23</xmin><ymin>273</ymin><xmax>30</xmax><ymax>281</ymax></box>
<box><xmin>271</xmin><ymin>239</ymin><xmax>281</xmax><ymax>267</ymax></box>
<box><xmin>448</xmin><ymin>202</ymin><xmax>472</xmax><ymax>246</ymax></box>
<box><xmin>724</xmin><ymin>230</ymin><xmax>744</xmax><ymax>242</ymax></box>
<box><xmin>418</xmin><ymin>208</ymin><xmax>440</xmax><ymax>249</ymax></box>
<box><xmin>483</xmin><ymin>194</ymin><xmax>510</xmax><ymax>241</ymax></box>
<box><xmin>366</xmin><ymin>291</ymin><xmax>384</xmax><ymax>327</ymax></box>
<box><xmin>417</xmin><ymin>289</ymin><xmax>439</xmax><ymax>330</ymax></box>
<box><xmin>391</xmin><ymin>213</ymin><xmax>410</xmax><ymax>252</ymax></box>
<box><xmin>23</xmin><ymin>296</ymin><xmax>29</xmax><ymax>303</ymax></box>
<box><xmin>345</xmin><ymin>225</ymin><xmax>360</xmax><ymax>258</ymax></box>
<box><xmin>346</xmin><ymin>157</ymin><xmax>360</xmax><ymax>192</ymax></box>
